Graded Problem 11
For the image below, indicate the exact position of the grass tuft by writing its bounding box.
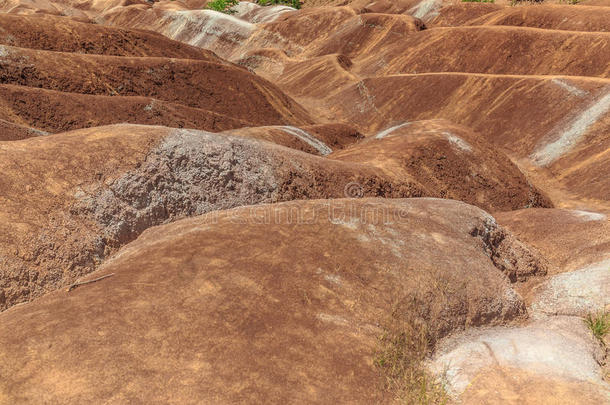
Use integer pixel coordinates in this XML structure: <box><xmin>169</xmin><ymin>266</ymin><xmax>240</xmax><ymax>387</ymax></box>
<box><xmin>585</xmin><ymin>311</ymin><xmax>610</xmax><ymax>342</ymax></box>
<box><xmin>374</xmin><ymin>305</ymin><xmax>448</xmax><ymax>404</ymax></box>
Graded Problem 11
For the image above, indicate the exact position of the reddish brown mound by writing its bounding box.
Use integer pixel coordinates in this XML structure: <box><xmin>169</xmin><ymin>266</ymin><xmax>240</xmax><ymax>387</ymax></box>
<box><xmin>0</xmin><ymin>0</ymin><xmax>144</xmax><ymax>18</ymax></box>
<box><xmin>0</xmin><ymin>124</ymin><xmax>423</xmax><ymax>310</ymax></box>
<box><xmin>99</xmin><ymin>5</ymin><xmax>372</xmax><ymax>62</ymax></box>
<box><xmin>357</xmin><ymin>26</ymin><xmax>610</xmax><ymax>78</ymax></box>
<box><xmin>0</xmin><ymin>198</ymin><xmax>547</xmax><ymax>403</ymax></box>
<box><xmin>0</xmin><ymin>84</ymin><xmax>259</xmax><ymax>135</ymax></box>
<box><xmin>275</xmin><ymin>54</ymin><xmax>358</xmax><ymax>100</ymax></box>
<box><xmin>223</xmin><ymin>123</ymin><xmax>362</xmax><ymax>155</ymax></box>
<box><xmin>99</xmin><ymin>6</ymin><xmax>260</xmax><ymax>60</ymax></box>
<box><xmin>259</xmin><ymin>6</ymin><xmax>358</xmax><ymax>51</ymax></box>
<box><xmin>0</xmin><ymin>45</ymin><xmax>313</xmax><ymax>130</ymax></box>
<box><xmin>0</xmin><ymin>13</ymin><xmax>219</xmax><ymax>58</ymax></box>
<box><xmin>308</xmin><ymin>13</ymin><xmax>425</xmax><ymax>57</ymax></box>
<box><xmin>99</xmin><ymin>4</ymin><xmax>422</xmax><ymax>64</ymax></box>
<box><xmin>323</xmin><ymin>74</ymin><xmax>609</xmax><ymax>208</ymax></box>
<box><xmin>326</xmin><ymin>74</ymin><xmax>609</xmax><ymax>157</ymax></box>
<box><xmin>496</xmin><ymin>208</ymin><xmax>610</xmax><ymax>273</ymax></box>
<box><xmin>429</xmin><ymin>3</ymin><xmax>503</xmax><ymax>27</ymax></box>
<box><xmin>470</xmin><ymin>5</ymin><xmax>610</xmax><ymax>32</ymax></box>
<box><xmin>330</xmin><ymin>120</ymin><xmax>552</xmax><ymax>213</ymax></box>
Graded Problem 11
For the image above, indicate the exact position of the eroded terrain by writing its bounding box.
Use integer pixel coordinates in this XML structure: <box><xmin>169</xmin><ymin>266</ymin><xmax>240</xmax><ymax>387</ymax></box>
<box><xmin>0</xmin><ymin>0</ymin><xmax>608</xmax><ymax>403</ymax></box>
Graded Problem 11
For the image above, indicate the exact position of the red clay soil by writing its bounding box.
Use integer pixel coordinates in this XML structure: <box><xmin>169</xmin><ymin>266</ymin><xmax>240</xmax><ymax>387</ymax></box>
<box><xmin>273</xmin><ymin>53</ymin><xmax>359</xmax><ymax>100</ymax></box>
<box><xmin>0</xmin><ymin>0</ymin><xmax>149</xmax><ymax>18</ymax></box>
<box><xmin>330</xmin><ymin>119</ymin><xmax>552</xmax><ymax>212</ymax></box>
<box><xmin>0</xmin><ymin>13</ymin><xmax>220</xmax><ymax>58</ymax></box>
<box><xmin>0</xmin><ymin>84</ymin><xmax>265</xmax><ymax>137</ymax></box>
<box><xmin>0</xmin><ymin>0</ymin><xmax>608</xmax><ymax>403</ymax></box>
<box><xmin>544</xmin><ymin>126</ymin><xmax>610</xmax><ymax>202</ymax></box>
<box><xmin>0</xmin><ymin>117</ymin><xmax>48</xmax><ymax>140</ymax></box>
<box><xmin>496</xmin><ymin>208</ymin><xmax>610</xmax><ymax>273</ymax></box>
<box><xmin>429</xmin><ymin>3</ymin><xmax>503</xmax><ymax>27</ymax></box>
<box><xmin>325</xmin><ymin>74</ymin><xmax>608</xmax><ymax>152</ymax></box>
<box><xmin>0</xmin><ymin>45</ymin><xmax>310</xmax><ymax>120</ymax></box>
<box><xmin>469</xmin><ymin>4</ymin><xmax>610</xmax><ymax>32</ymax></box>
<box><xmin>322</xmin><ymin>74</ymin><xmax>610</xmax><ymax>208</ymax></box>
<box><xmin>0</xmin><ymin>120</ymin><xmax>552</xmax><ymax>310</ymax></box>
<box><xmin>494</xmin><ymin>207</ymin><xmax>610</xmax><ymax>306</ymax></box>
<box><xmin>223</xmin><ymin>123</ymin><xmax>363</xmax><ymax>155</ymax></box>
<box><xmin>305</xmin><ymin>12</ymin><xmax>425</xmax><ymax>57</ymax></box>
<box><xmin>0</xmin><ymin>45</ymin><xmax>313</xmax><ymax>135</ymax></box>
<box><xmin>85</xmin><ymin>0</ymin><xmax>610</xmax><ymax>202</ymax></box>
<box><xmin>0</xmin><ymin>124</ymin><xmax>424</xmax><ymax>310</ymax></box>
<box><xmin>0</xmin><ymin>198</ymin><xmax>547</xmax><ymax>403</ymax></box>
<box><xmin>356</xmin><ymin>26</ymin><xmax>610</xmax><ymax>78</ymax></box>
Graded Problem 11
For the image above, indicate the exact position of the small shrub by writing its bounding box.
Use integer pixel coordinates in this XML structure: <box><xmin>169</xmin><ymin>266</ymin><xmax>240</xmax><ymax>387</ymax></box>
<box><xmin>257</xmin><ymin>0</ymin><xmax>301</xmax><ymax>9</ymax></box>
<box><xmin>206</xmin><ymin>0</ymin><xmax>239</xmax><ymax>14</ymax></box>
<box><xmin>510</xmin><ymin>0</ymin><xmax>543</xmax><ymax>5</ymax></box>
<box><xmin>585</xmin><ymin>311</ymin><xmax>610</xmax><ymax>342</ymax></box>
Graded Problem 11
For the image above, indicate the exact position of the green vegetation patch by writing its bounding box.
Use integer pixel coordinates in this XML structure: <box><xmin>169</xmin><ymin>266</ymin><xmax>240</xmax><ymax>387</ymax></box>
<box><xmin>206</xmin><ymin>0</ymin><xmax>239</xmax><ymax>14</ymax></box>
<box><xmin>585</xmin><ymin>311</ymin><xmax>610</xmax><ymax>342</ymax></box>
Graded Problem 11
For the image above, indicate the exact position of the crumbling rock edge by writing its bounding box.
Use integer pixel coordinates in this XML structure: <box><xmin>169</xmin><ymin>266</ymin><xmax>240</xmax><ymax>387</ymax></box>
<box><xmin>469</xmin><ymin>216</ymin><xmax>551</xmax><ymax>283</ymax></box>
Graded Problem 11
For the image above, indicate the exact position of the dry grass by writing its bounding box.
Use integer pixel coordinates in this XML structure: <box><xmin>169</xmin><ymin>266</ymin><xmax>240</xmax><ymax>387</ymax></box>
<box><xmin>374</xmin><ymin>302</ymin><xmax>448</xmax><ymax>405</ymax></box>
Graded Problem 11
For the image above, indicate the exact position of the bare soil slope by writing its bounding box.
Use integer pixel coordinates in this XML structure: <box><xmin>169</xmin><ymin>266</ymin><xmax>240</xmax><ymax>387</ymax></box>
<box><xmin>0</xmin><ymin>198</ymin><xmax>547</xmax><ymax>404</ymax></box>
<box><xmin>330</xmin><ymin>119</ymin><xmax>551</xmax><ymax>212</ymax></box>
<box><xmin>0</xmin><ymin>124</ymin><xmax>427</xmax><ymax>310</ymax></box>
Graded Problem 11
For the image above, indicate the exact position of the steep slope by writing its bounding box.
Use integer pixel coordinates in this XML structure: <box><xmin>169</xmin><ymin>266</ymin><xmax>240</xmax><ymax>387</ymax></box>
<box><xmin>0</xmin><ymin>84</ymin><xmax>259</xmax><ymax>138</ymax></box>
<box><xmin>326</xmin><ymin>74</ymin><xmax>610</xmax><ymax>207</ymax></box>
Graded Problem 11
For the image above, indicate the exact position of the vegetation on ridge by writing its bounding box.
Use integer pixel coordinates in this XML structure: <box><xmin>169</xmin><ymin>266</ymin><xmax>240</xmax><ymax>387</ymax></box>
<box><xmin>257</xmin><ymin>0</ymin><xmax>301</xmax><ymax>9</ymax></box>
<box><xmin>206</xmin><ymin>0</ymin><xmax>239</xmax><ymax>14</ymax></box>
<box><xmin>206</xmin><ymin>0</ymin><xmax>302</xmax><ymax>13</ymax></box>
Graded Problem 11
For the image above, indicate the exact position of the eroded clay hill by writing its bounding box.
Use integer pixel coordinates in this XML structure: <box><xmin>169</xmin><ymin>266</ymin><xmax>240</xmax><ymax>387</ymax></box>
<box><xmin>78</xmin><ymin>0</ymin><xmax>610</xmax><ymax>209</ymax></box>
<box><xmin>0</xmin><ymin>124</ymin><xmax>426</xmax><ymax>310</ymax></box>
<box><xmin>0</xmin><ymin>0</ymin><xmax>608</xmax><ymax>403</ymax></box>
<box><xmin>0</xmin><ymin>199</ymin><xmax>548</xmax><ymax>403</ymax></box>
<box><xmin>0</xmin><ymin>12</ymin><xmax>312</xmax><ymax>140</ymax></box>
